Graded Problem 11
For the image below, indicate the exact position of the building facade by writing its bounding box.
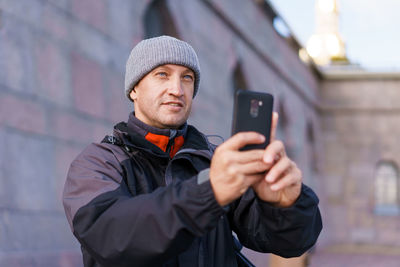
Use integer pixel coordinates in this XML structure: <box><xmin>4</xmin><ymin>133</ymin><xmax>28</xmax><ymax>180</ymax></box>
<box><xmin>312</xmin><ymin>70</ymin><xmax>400</xmax><ymax>266</ymax></box>
<box><xmin>0</xmin><ymin>0</ymin><xmax>399</xmax><ymax>266</ymax></box>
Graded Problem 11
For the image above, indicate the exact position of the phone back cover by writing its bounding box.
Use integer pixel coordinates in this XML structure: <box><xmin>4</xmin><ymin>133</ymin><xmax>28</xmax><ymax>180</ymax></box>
<box><xmin>232</xmin><ymin>90</ymin><xmax>274</xmax><ymax>150</ymax></box>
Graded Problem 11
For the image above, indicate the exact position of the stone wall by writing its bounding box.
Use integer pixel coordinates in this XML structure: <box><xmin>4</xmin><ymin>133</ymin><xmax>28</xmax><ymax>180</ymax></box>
<box><xmin>0</xmin><ymin>0</ymin><xmax>321</xmax><ymax>265</ymax></box>
<box><xmin>0</xmin><ymin>0</ymin><xmax>135</xmax><ymax>265</ymax></box>
<box><xmin>320</xmin><ymin>73</ymin><xmax>400</xmax><ymax>249</ymax></box>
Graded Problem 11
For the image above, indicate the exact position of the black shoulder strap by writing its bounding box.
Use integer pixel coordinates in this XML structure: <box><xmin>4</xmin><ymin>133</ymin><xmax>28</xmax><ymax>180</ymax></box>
<box><xmin>101</xmin><ymin>135</ymin><xmax>124</xmax><ymax>146</ymax></box>
<box><xmin>101</xmin><ymin>135</ymin><xmax>134</xmax><ymax>155</ymax></box>
<box><xmin>101</xmin><ymin>135</ymin><xmax>140</xmax><ymax>195</ymax></box>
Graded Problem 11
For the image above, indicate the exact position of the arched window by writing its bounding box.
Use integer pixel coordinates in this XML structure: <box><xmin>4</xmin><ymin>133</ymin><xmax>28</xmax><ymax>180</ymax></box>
<box><xmin>302</xmin><ymin>121</ymin><xmax>317</xmax><ymax>187</ymax></box>
<box><xmin>374</xmin><ymin>160</ymin><xmax>400</xmax><ymax>215</ymax></box>
<box><xmin>232</xmin><ymin>63</ymin><xmax>248</xmax><ymax>95</ymax></box>
<box><xmin>143</xmin><ymin>0</ymin><xmax>179</xmax><ymax>38</ymax></box>
<box><xmin>276</xmin><ymin>100</ymin><xmax>288</xmax><ymax>142</ymax></box>
<box><xmin>275</xmin><ymin>100</ymin><xmax>296</xmax><ymax>158</ymax></box>
<box><xmin>306</xmin><ymin>121</ymin><xmax>317</xmax><ymax>172</ymax></box>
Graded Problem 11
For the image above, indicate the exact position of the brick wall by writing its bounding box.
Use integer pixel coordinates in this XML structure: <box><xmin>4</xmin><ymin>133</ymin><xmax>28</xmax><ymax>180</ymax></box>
<box><xmin>0</xmin><ymin>0</ymin><xmax>135</xmax><ymax>265</ymax></box>
<box><xmin>0</xmin><ymin>0</ymin><xmax>321</xmax><ymax>265</ymax></box>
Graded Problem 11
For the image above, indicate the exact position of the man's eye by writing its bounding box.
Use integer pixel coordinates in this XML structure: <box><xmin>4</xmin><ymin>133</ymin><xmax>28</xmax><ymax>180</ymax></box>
<box><xmin>157</xmin><ymin>72</ymin><xmax>167</xmax><ymax>77</ymax></box>
<box><xmin>183</xmin><ymin>75</ymin><xmax>194</xmax><ymax>81</ymax></box>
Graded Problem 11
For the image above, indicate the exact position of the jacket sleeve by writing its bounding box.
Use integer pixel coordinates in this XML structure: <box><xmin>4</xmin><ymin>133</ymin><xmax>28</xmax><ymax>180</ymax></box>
<box><xmin>62</xmin><ymin>143</ymin><xmax>225</xmax><ymax>267</ymax></box>
<box><xmin>228</xmin><ymin>184</ymin><xmax>322</xmax><ymax>258</ymax></box>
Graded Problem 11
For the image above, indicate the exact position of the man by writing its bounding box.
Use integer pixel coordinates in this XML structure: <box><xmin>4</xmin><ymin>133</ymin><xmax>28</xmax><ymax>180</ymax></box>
<box><xmin>63</xmin><ymin>35</ymin><xmax>322</xmax><ymax>267</ymax></box>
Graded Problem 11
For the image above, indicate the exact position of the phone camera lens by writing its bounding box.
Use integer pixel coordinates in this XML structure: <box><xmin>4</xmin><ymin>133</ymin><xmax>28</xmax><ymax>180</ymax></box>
<box><xmin>250</xmin><ymin>99</ymin><xmax>259</xmax><ymax>118</ymax></box>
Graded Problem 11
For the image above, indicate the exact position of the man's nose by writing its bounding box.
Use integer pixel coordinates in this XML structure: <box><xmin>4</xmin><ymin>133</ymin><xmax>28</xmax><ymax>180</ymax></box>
<box><xmin>168</xmin><ymin>76</ymin><xmax>184</xmax><ymax>96</ymax></box>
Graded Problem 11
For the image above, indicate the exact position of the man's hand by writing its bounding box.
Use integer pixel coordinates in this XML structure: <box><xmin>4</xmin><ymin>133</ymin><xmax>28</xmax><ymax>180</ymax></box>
<box><xmin>209</xmin><ymin>132</ymin><xmax>269</xmax><ymax>206</ymax></box>
<box><xmin>251</xmin><ymin>112</ymin><xmax>302</xmax><ymax>207</ymax></box>
<box><xmin>209</xmin><ymin>112</ymin><xmax>302</xmax><ymax>208</ymax></box>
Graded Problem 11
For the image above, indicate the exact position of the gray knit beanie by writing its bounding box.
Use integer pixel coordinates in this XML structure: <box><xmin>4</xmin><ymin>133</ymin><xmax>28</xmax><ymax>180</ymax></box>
<box><xmin>125</xmin><ymin>35</ymin><xmax>201</xmax><ymax>101</ymax></box>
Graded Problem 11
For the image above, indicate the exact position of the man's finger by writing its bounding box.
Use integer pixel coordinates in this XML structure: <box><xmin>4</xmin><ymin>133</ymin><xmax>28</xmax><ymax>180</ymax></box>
<box><xmin>223</xmin><ymin>132</ymin><xmax>265</xmax><ymax>151</ymax></box>
<box><xmin>270</xmin><ymin>112</ymin><xmax>279</xmax><ymax>142</ymax></box>
<box><xmin>263</xmin><ymin>140</ymin><xmax>285</xmax><ymax>164</ymax></box>
<box><xmin>243</xmin><ymin>173</ymin><xmax>264</xmax><ymax>187</ymax></box>
<box><xmin>265</xmin><ymin>157</ymin><xmax>292</xmax><ymax>183</ymax></box>
<box><xmin>269</xmin><ymin>169</ymin><xmax>302</xmax><ymax>191</ymax></box>
<box><xmin>233</xmin><ymin>149</ymin><xmax>265</xmax><ymax>164</ymax></box>
<box><xmin>238</xmin><ymin>160</ymin><xmax>270</xmax><ymax>175</ymax></box>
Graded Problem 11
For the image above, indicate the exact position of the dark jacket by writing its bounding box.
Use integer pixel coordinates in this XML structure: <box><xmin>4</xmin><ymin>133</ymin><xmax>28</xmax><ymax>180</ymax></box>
<box><xmin>63</xmin><ymin>114</ymin><xmax>322</xmax><ymax>267</ymax></box>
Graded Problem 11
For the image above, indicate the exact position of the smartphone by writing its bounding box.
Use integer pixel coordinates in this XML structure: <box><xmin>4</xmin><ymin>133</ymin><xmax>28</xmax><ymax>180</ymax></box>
<box><xmin>231</xmin><ymin>90</ymin><xmax>274</xmax><ymax>150</ymax></box>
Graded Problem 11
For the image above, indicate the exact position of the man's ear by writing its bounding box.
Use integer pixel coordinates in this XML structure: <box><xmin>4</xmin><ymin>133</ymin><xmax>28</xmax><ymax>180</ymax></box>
<box><xmin>129</xmin><ymin>87</ymin><xmax>137</xmax><ymax>101</ymax></box>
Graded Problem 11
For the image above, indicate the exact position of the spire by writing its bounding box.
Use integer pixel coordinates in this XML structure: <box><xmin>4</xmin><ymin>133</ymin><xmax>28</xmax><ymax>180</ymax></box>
<box><xmin>306</xmin><ymin>0</ymin><xmax>348</xmax><ymax>65</ymax></box>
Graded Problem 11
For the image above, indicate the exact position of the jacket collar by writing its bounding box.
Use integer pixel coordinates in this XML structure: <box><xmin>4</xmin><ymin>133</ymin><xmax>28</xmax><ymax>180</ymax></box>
<box><xmin>117</xmin><ymin>113</ymin><xmax>187</xmax><ymax>158</ymax></box>
<box><xmin>127</xmin><ymin>112</ymin><xmax>187</xmax><ymax>139</ymax></box>
<box><xmin>113</xmin><ymin>112</ymin><xmax>214</xmax><ymax>158</ymax></box>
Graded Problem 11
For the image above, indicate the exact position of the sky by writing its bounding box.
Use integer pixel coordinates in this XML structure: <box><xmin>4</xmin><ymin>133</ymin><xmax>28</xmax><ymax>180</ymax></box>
<box><xmin>268</xmin><ymin>0</ymin><xmax>400</xmax><ymax>71</ymax></box>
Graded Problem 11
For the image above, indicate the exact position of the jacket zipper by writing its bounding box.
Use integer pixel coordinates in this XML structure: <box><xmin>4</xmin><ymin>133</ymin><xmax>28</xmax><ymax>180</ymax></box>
<box><xmin>166</xmin><ymin>129</ymin><xmax>177</xmax><ymax>155</ymax></box>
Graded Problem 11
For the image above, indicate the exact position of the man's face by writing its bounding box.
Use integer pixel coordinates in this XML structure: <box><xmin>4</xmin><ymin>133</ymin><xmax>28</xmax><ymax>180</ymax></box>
<box><xmin>130</xmin><ymin>64</ymin><xmax>195</xmax><ymax>129</ymax></box>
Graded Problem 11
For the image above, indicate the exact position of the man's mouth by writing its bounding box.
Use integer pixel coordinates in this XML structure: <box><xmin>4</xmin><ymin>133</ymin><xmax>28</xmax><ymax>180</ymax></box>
<box><xmin>164</xmin><ymin>101</ymin><xmax>183</xmax><ymax>107</ymax></box>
